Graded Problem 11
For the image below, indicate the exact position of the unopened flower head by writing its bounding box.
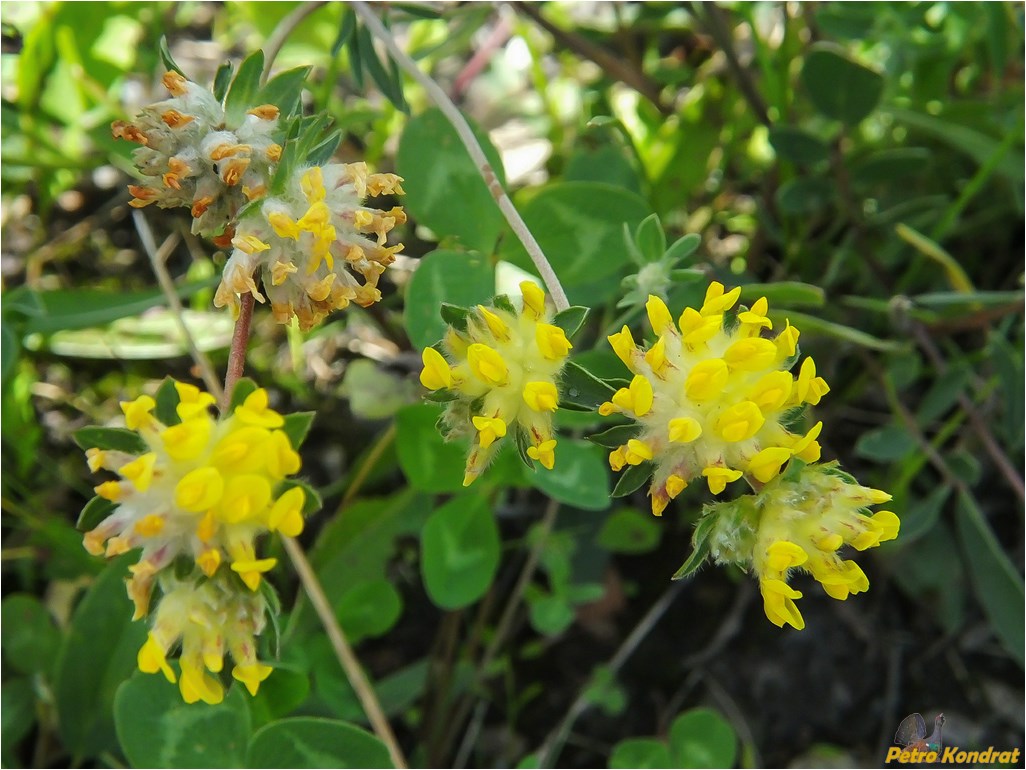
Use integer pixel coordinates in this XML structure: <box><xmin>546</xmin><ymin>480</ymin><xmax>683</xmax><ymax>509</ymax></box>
<box><xmin>419</xmin><ymin>282</ymin><xmax>572</xmax><ymax>485</ymax></box>
<box><xmin>113</xmin><ymin>71</ymin><xmax>282</xmax><ymax>238</ymax></box>
<box><xmin>703</xmin><ymin>462</ymin><xmax>898</xmax><ymax>630</ymax></box>
<box><xmin>82</xmin><ymin>380</ymin><xmax>307</xmax><ymax>700</ymax></box>
<box><xmin>600</xmin><ymin>283</ymin><xmax>829</xmax><ymax>515</ymax></box>
<box><xmin>214</xmin><ymin>163</ymin><xmax>405</xmax><ymax>330</ymax></box>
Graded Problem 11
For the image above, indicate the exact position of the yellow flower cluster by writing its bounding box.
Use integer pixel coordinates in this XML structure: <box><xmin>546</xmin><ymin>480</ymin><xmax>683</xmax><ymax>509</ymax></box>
<box><xmin>419</xmin><ymin>282</ymin><xmax>572</xmax><ymax>485</ymax></box>
<box><xmin>214</xmin><ymin>164</ymin><xmax>405</xmax><ymax>329</ymax></box>
<box><xmin>83</xmin><ymin>381</ymin><xmax>307</xmax><ymax>703</ymax></box>
<box><xmin>600</xmin><ymin>283</ymin><xmax>828</xmax><ymax>515</ymax></box>
<box><xmin>113</xmin><ymin>72</ymin><xmax>282</xmax><ymax>240</ymax></box>
<box><xmin>704</xmin><ymin>464</ymin><xmax>899</xmax><ymax>630</ymax></box>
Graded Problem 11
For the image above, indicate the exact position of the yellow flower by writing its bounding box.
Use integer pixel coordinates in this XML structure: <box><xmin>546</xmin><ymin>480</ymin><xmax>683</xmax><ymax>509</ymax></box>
<box><xmin>215</xmin><ymin>162</ymin><xmax>405</xmax><ymax>330</ymax></box>
<box><xmin>702</xmin><ymin>462</ymin><xmax>899</xmax><ymax>630</ymax></box>
<box><xmin>80</xmin><ymin>379</ymin><xmax>309</xmax><ymax>702</ymax></box>
<box><xmin>423</xmin><ymin>283</ymin><xmax>573</xmax><ymax>483</ymax></box>
<box><xmin>600</xmin><ymin>284</ymin><xmax>834</xmax><ymax>516</ymax></box>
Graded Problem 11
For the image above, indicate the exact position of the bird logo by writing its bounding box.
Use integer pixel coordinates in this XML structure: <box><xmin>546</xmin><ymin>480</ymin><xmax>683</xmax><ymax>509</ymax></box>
<box><xmin>894</xmin><ymin>712</ymin><xmax>945</xmax><ymax>753</ymax></box>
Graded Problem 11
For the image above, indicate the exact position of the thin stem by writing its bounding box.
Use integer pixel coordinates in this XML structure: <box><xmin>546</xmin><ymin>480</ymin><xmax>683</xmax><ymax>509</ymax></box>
<box><xmin>133</xmin><ymin>211</ymin><xmax>225</xmax><ymax>402</ymax></box>
<box><xmin>536</xmin><ymin>581</ymin><xmax>685</xmax><ymax>768</ymax></box>
<box><xmin>261</xmin><ymin>1</ymin><xmax>329</xmax><ymax>84</ymax></box>
<box><xmin>223</xmin><ymin>292</ymin><xmax>256</xmax><ymax>410</ymax></box>
<box><xmin>282</xmin><ymin>536</ymin><xmax>408</xmax><ymax>768</ymax></box>
<box><xmin>351</xmin><ymin>1</ymin><xmax>571</xmax><ymax>312</ymax></box>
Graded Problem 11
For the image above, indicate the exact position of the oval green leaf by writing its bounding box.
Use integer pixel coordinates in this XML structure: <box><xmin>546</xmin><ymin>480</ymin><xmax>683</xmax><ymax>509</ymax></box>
<box><xmin>403</xmin><ymin>250</ymin><xmax>495</xmax><ymax>349</ymax></box>
<box><xmin>801</xmin><ymin>44</ymin><xmax>884</xmax><ymax>125</ymax></box>
<box><xmin>421</xmin><ymin>494</ymin><xmax>500</xmax><ymax>610</ymax></box>
<box><xmin>530</xmin><ymin>439</ymin><xmax>610</xmax><ymax>511</ymax></box>
<box><xmin>397</xmin><ymin>108</ymin><xmax>506</xmax><ymax>253</ymax></box>
<box><xmin>247</xmin><ymin>717</ymin><xmax>392</xmax><ymax>768</ymax></box>
<box><xmin>668</xmin><ymin>707</ymin><xmax>738</xmax><ymax>769</ymax></box>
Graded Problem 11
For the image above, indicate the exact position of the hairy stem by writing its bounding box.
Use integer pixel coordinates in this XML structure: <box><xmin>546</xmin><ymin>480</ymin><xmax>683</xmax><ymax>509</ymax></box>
<box><xmin>222</xmin><ymin>292</ymin><xmax>255</xmax><ymax>410</ymax></box>
<box><xmin>282</xmin><ymin>537</ymin><xmax>409</xmax><ymax>769</ymax></box>
<box><xmin>351</xmin><ymin>1</ymin><xmax>571</xmax><ymax>311</ymax></box>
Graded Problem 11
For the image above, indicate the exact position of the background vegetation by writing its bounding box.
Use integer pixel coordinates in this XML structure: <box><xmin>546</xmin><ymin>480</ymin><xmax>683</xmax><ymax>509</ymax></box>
<box><xmin>1</xmin><ymin>2</ymin><xmax>1023</xmax><ymax>767</ymax></box>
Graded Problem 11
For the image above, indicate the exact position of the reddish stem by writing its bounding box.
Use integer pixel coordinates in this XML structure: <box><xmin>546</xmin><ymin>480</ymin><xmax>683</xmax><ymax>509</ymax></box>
<box><xmin>223</xmin><ymin>292</ymin><xmax>256</xmax><ymax>409</ymax></box>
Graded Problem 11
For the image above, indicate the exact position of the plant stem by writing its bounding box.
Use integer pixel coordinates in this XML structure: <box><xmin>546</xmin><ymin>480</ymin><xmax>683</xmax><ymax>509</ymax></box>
<box><xmin>282</xmin><ymin>536</ymin><xmax>409</xmax><ymax>769</ymax></box>
<box><xmin>223</xmin><ymin>292</ymin><xmax>255</xmax><ymax>410</ymax></box>
<box><xmin>132</xmin><ymin>211</ymin><xmax>225</xmax><ymax>403</ymax></box>
<box><xmin>536</xmin><ymin>581</ymin><xmax>686</xmax><ymax>767</ymax></box>
<box><xmin>351</xmin><ymin>1</ymin><xmax>571</xmax><ymax>312</ymax></box>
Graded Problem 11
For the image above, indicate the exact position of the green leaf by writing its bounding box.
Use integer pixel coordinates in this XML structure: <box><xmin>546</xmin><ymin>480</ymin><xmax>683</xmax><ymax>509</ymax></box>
<box><xmin>2</xmin><ymin>322</ymin><xmax>20</xmax><ymax>384</ymax></box>
<box><xmin>855</xmin><ymin>423</ymin><xmax>917</xmax><ymax>462</ymax></box>
<box><xmin>741</xmin><ymin>281</ymin><xmax>825</xmax><ymax>308</ymax></box>
<box><xmin>21</xmin><ymin>280</ymin><xmax>218</xmax><ymax>335</ymax></box>
<box><xmin>396</xmin><ymin>108</ymin><xmax>507</xmax><ymax>253</ymax></box>
<box><xmin>257</xmin><ymin>66</ymin><xmax>310</xmax><ymax>118</ymax></box>
<box><xmin>672</xmin><ymin>514</ymin><xmax>716</xmax><ymax>581</ymax></box>
<box><xmin>228</xmin><ymin>377</ymin><xmax>259</xmax><ymax>414</ymax></box>
<box><xmin>247</xmin><ymin>666</ymin><xmax>311</xmax><ymax>728</ymax></box>
<box><xmin>246</xmin><ymin>717</ymin><xmax>392</xmax><ymax>768</ymax></box>
<box><xmin>115</xmin><ymin>675</ymin><xmax>252</xmax><ymax>768</ymax></box>
<box><xmin>668</xmin><ymin>707</ymin><xmax>738</xmax><ymax>768</ymax></box>
<box><xmin>775</xmin><ymin>176</ymin><xmax>836</xmax><ymax>215</ymax></box>
<box><xmin>551</xmin><ymin>306</ymin><xmax>590</xmax><ymax>340</ymax></box>
<box><xmin>72</xmin><ymin>426</ymin><xmax>147</xmax><ymax>454</ymax></box>
<box><xmin>76</xmin><ymin>495</ymin><xmax>116</xmax><ymax>532</ymax></box>
<box><xmin>597</xmin><ymin>508</ymin><xmax>662</xmax><ymax>554</ymax></box>
<box><xmin>565</xmin><ymin>142</ymin><xmax>642</xmax><ymax>193</ymax></box>
<box><xmin>768</xmin><ymin>125</ymin><xmax>830</xmax><ymax>165</ymax></box>
<box><xmin>421</xmin><ymin>494</ymin><xmax>500</xmax><ymax>610</ymax></box>
<box><xmin>611</xmin><ymin>461</ymin><xmax>652</xmax><ymax>499</ymax></box>
<box><xmin>335</xmin><ymin>579</ymin><xmax>403</xmax><ymax>643</ymax></box>
<box><xmin>850</xmin><ymin>148</ymin><xmax>931</xmax><ymax>186</ymax></box>
<box><xmin>525</xmin><ymin>588</ymin><xmax>575</xmax><ymax>636</ymax></box>
<box><xmin>332</xmin><ymin>8</ymin><xmax>356</xmax><ymax>56</ymax></box>
<box><xmin>498</xmin><ymin>182</ymin><xmax>653</xmax><ymax>303</ymax></box>
<box><xmin>899</xmin><ymin>484</ymin><xmax>950</xmax><ymax>543</ymax></box>
<box><xmin>771</xmin><ymin>310</ymin><xmax>906</xmax><ymax>352</ymax></box>
<box><xmin>439</xmin><ymin>302</ymin><xmax>473</xmax><ymax>331</ymax></box>
<box><xmin>530</xmin><ymin>439</ymin><xmax>610</xmax><ymax>511</ymax></box>
<box><xmin>2</xmin><ymin>678</ymin><xmax>35</xmax><ymax>768</ymax></box>
<box><xmin>307</xmin><ymin>129</ymin><xmax>342</xmax><ymax>166</ymax></box>
<box><xmin>355</xmin><ymin>24</ymin><xmax>408</xmax><ymax>114</ymax></box>
<box><xmin>281</xmin><ymin>411</ymin><xmax>315</xmax><ymax>449</ymax></box>
<box><xmin>955</xmin><ymin>491</ymin><xmax>1025</xmax><ymax>668</ymax></box>
<box><xmin>588</xmin><ymin>423</ymin><xmax>641</xmax><ymax>449</ymax></box>
<box><xmin>634</xmin><ymin>213</ymin><xmax>666</xmax><ymax>263</ymax></box>
<box><xmin>154</xmin><ymin>377</ymin><xmax>182</xmax><ymax>426</ymax></box>
<box><xmin>916</xmin><ymin>364</ymin><xmax>970</xmax><ymax>424</ymax></box>
<box><xmin>212</xmin><ymin>60</ymin><xmax>234</xmax><ymax>102</ymax></box>
<box><xmin>1</xmin><ymin>595</ymin><xmax>61</xmax><ymax>676</ymax></box>
<box><xmin>610</xmin><ymin>739</ymin><xmax>672</xmax><ymax>769</ymax></box>
<box><xmin>53</xmin><ymin>557</ymin><xmax>149</xmax><ymax>758</ymax></box>
<box><xmin>886</xmin><ymin>107</ymin><xmax>1024</xmax><ymax>186</ymax></box>
<box><xmin>801</xmin><ymin>44</ymin><xmax>883</xmax><ymax>124</ymax></box>
<box><xmin>158</xmin><ymin>35</ymin><xmax>184</xmax><ymax>76</ymax></box>
<box><xmin>404</xmin><ymin>250</ymin><xmax>494</xmax><ymax>349</ymax></box>
<box><xmin>664</xmin><ymin>233</ymin><xmax>701</xmax><ymax>264</ymax></box>
<box><xmin>560</xmin><ymin>360</ymin><xmax>615</xmax><ymax>410</ymax></box>
<box><xmin>224</xmin><ymin>49</ymin><xmax>265</xmax><ymax>124</ymax></box>
<box><xmin>395</xmin><ymin>403</ymin><xmax>467</xmax><ymax>493</ymax></box>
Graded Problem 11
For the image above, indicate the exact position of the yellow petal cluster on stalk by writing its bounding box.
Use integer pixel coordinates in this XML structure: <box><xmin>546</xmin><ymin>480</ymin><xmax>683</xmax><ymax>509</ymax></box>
<box><xmin>703</xmin><ymin>463</ymin><xmax>899</xmax><ymax>630</ymax></box>
<box><xmin>82</xmin><ymin>381</ymin><xmax>307</xmax><ymax>703</ymax></box>
<box><xmin>600</xmin><ymin>283</ymin><xmax>829</xmax><ymax>516</ymax></box>
<box><xmin>215</xmin><ymin>164</ymin><xmax>405</xmax><ymax>330</ymax></box>
<box><xmin>418</xmin><ymin>282</ymin><xmax>572</xmax><ymax>485</ymax></box>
